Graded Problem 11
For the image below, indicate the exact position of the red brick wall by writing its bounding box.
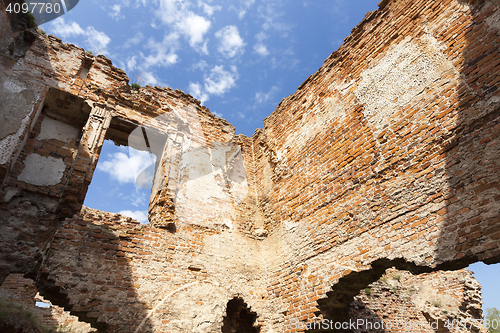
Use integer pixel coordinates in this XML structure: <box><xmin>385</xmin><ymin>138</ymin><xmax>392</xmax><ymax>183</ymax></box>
<box><xmin>0</xmin><ymin>273</ymin><xmax>95</xmax><ymax>332</ymax></box>
<box><xmin>1</xmin><ymin>0</ymin><xmax>499</xmax><ymax>332</ymax></box>
<box><xmin>39</xmin><ymin>207</ymin><xmax>268</xmax><ymax>332</ymax></box>
<box><xmin>347</xmin><ymin>268</ymin><xmax>487</xmax><ymax>333</ymax></box>
<box><xmin>256</xmin><ymin>0</ymin><xmax>500</xmax><ymax>330</ymax></box>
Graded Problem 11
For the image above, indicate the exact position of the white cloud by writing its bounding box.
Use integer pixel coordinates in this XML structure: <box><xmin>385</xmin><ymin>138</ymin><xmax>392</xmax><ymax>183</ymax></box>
<box><xmin>215</xmin><ymin>25</ymin><xmax>245</xmax><ymax>58</ymax></box>
<box><xmin>255</xmin><ymin>31</ymin><xmax>267</xmax><ymax>42</ymax></box>
<box><xmin>176</xmin><ymin>12</ymin><xmax>211</xmax><ymax>53</ymax></box>
<box><xmin>254</xmin><ymin>43</ymin><xmax>269</xmax><ymax>56</ymax></box>
<box><xmin>188</xmin><ymin>65</ymin><xmax>238</xmax><ymax>103</ymax></box>
<box><xmin>143</xmin><ymin>33</ymin><xmax>179</xmax><ymax>68</ymax></box>
<box><xmin>231</xmin><ymin>0</ymin><xmax>255</xmax><ymax>19</ymax></box>
<box><xmin>49</xmin><ymin>18</ymin><xmax>85</xmax><ymax>38</ymax></box>
<box><xmin>134</xmin><ymin>0</ymin><xmax>147</xmax><ymax>7</ymax></box>
<box><xmin>192</xmin><ymin>60</ymin><xmax>208</xmax><ymax>71</ymax></box>
<box><xmin>119</xmin><ymin>210</ymin><xmax>149</xmax><ymax>224</ymax></box>
<box><xmin>254</xmin><ymin>31</ymin><xmax>270</xmax><ymax>55</ymax></box>
<box><xmin>157</xmin><ymin>0</ymin><xmax>211</xmax><ymax>53</ymax></box>
<box><xmin>48</xmin><ymin>18</ymin><xmax>110</xmax><ymax>54</ymax></box>
<box><xmin>86</xmin><ymin>27</ymin><xmax>111</xmax><ymax>52</ymax></box>
<box><xmin>123</xmin><ymin>32</ymin><xmax>144</xmax><ymax>48</ymax></box>
<box><xmin>130</xmin><ymin>187</ymin><xmax>148</xmax><ymax>207</ymax></box>
<box><xmin>139</xmin><ymin>71</ymin><xmax>160</xmax><ymax>86</ymax></box>
<box><xmin>189</xmin><ymin>82</ymin><xmax>209</xmax><ymax>104</ymax></box>
<box><xmin>198</xmin><ymin>1</ymin><xmax>221</xmax><ymax>16</ymax></box>
<box><xmin>126</xmin><ymin>56</ymin><xmax>137</xmax><ymax>72</ymax></box>
<box><xmin>205</xmin><ymin>65</ymin><xmax>238</xmax><ymax>96</ymax></box>
<box><xmin>258</xmin><ymin>1</ymin><xmax>292</xmax><ymax>33</ymax></box>
<box><xmin>97</xmin><ymin>147</ymin><xmax>155</xmax><ymax>185</ymax></box>
<box><xmin>109</xmin><ymin>4</ymin><xmax>122</xmax><ymax>19</ymax></box>
<box><xmin>255</xmin><ymin>85</ymin><xmax>280</xmax><ymax>104</ymax></box>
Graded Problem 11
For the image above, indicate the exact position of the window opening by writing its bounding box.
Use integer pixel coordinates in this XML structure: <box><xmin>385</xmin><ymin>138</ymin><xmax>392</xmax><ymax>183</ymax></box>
<box><xmin>35</xmin><ymin>301</ymin><xmax>50</xmax><ymax>308</ymax></box>
<box><xmin>84</xmin><ymin>117</ymin><xmax>167</xmax><ymax>224</ymax></box>
<box><xmin>83</xmin><ymin>139</ymin><xmax>156</xmax><ymax>224</ymax></box>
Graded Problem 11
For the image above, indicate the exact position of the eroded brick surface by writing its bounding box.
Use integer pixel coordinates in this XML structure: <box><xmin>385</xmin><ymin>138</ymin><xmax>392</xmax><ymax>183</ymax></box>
<box><xmin>0</xmin><ymin>0</ymin><xmax>499</xmax><ymax>331</ymax></box>
<box><xmin>0</xmin><ymin>273</ymin><xmax>96</xmax><ymax>332</ymax></box>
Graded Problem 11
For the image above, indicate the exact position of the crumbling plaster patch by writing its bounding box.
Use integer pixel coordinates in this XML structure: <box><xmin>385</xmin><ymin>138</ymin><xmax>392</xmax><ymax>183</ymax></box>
<box><xmin>485</xmin><ymin>3</ymin><xmax>500</xmax><ymax>31</ymax></box>
<box><xmin>176</xmin><ymin>143</ymin><xmax>248</xmax><ymax>229</ymax></box>
<box><xmin>36</xmin><ymin>117</ymin><xmax>80</xmax><ymax>142</ymax></box>
<box><xmin>354</xmin><ymin>34</ymin><xmax>458</xmax><ymax>133</ymax></box>
<box><xmin>0</xmin><ymin>74</ymin><xmax>36</xmax><ymax>140</ymax></box>
<box><xmin>17</xmin><ymin>153</ymin><xmax>66</xmax><ymax>186</ymax></box>
<box><xmin>160</xmin><ymin>282</ymin><xmax>228</xmax><ymax>333</ymax></box>
<box><xmin>277</xmin><ymin>84</ymin><xmax>347</xmax><ymax>169</ymax></box>
<box><xmin>0</xmin><ymin>113</ymin><xmax>30</xmax><ymax>165</ymax></box>
<box><xmin>0</xmin><ymin>73</ymin><xmax>37</xmax><ymax>165</ymax></box>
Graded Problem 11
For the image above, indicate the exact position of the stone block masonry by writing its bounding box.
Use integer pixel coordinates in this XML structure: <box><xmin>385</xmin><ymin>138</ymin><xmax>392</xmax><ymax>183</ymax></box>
<box><xmin>0</xmin><ymin>0</ymin><xmax>499</xmax><ymax>332</ymax></box>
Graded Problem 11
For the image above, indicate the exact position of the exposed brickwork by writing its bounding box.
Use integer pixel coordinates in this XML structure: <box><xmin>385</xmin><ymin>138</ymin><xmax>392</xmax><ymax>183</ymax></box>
<box><xmin>0</xmin><ymin>273</ymin><xmax>95</xmax><ymax>332</ymax></box>
<box><xmin>259</xmin><ymin>0</ymin><xmax>500</xmax><ymax>330</ymax></box>
<box><xmin>348</xmin><ymin>268</ymin><xmax>487</xmax><ymax>333</ymax></box>
<box><xmin>39</xmin><ymin>207</ymin><xmax>267</xmax><ymax>332</ymax></box>
<box><xmin>0</xmin><ymin>0</ymin><xmax>499</xmax><ymax>331</ymax></box>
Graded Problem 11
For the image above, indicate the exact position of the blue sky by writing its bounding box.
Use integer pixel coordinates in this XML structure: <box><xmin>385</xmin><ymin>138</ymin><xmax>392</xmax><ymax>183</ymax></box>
<box><xmin>40</xmin><ymin>0</ymin><xmax>499</xmax><ymax>312</ymax></box>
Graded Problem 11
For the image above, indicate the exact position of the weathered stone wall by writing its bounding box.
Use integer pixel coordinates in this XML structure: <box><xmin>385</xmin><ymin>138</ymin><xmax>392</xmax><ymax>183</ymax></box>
<box><xmin>287</xmin><ymin>267</ymin><xmax>487</xmax><ymax>332</ymax></box>
<box><xmin>0</xmin><ymin>0</ymin><xmax>499</xmax><ymax>332</ymax></box>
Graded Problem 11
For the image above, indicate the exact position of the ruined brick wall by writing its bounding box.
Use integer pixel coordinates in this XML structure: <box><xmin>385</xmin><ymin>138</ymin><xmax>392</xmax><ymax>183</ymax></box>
<box><xmin>0</xmin><ymin>0</ymin><xmax>499</xmax><ymax>332</ymax></box>
<box><xmin>348</xmin><ymin>268</ymin><xmax>486</xmax><ymax>333</ymax></box>
<box><xmin>257</xmin><ymin>0</ymin><xmax>500</xmax><ymax>330</ymax></box>
<box><xmin>0</xmin><ymin>273</ymin><xmax>95</xmax><ymax>332</ymax></box>
<box><xmin>0</xmin><ymin>0</ymin><xmax>263</xmax><ymax>278</ymax></box>
<box><xmin>38</xmin><ymin>208</ymin><xmax>269</xmax><ymax>332</ymax></box>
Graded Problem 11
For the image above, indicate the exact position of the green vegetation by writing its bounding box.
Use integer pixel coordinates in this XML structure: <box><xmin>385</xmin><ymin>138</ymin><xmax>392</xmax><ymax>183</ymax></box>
<box><xmin>392</xmin><ymin>274</ymin><xmax>401</xmax><ymax>281</ymax></box>
<box><xmin>86</xmin><ymin>51</ymin><xmax>93</xmax><ymax>55</ymax></box>
<box><xmin>131</xmin><ymin>83</ymin><xmax>141</xmax><ymax>89</ymax></box>
<box><xmin>378</xmin><ymin>276</ymin><xmax>388</xmax><ymax>284</ymax></box>
<box><xmin>26</xmin><ymin>12</ymin><xmax>37</xmax><ymax>28</ymax></box>
<box><xmin>364</xmin><ymin>288</ymin><xmax>371</xmax><ymax>296</ymax></box>
<box><xmin>0</xmin><ymin>299</ymin><xmax>45</xmax><ymax>332</ymax></box>
<box><xmin>485</xmin><ymin>308</ymin><xmax>500</xmax><ymax>333</ymax></box>
<box><xmin>431</xmin><ymin>299</ymin><xmax>442</xmax><ymax>308</ymax></box>
<box><xmin>0</xmin><ymin>299</ymin><xmax>72</xmax><ymax>333</ymax></box>
<box><xmin>57</xmin><ymin>324</ymin><xmax>72</xmax><ymax>332</ymax></box>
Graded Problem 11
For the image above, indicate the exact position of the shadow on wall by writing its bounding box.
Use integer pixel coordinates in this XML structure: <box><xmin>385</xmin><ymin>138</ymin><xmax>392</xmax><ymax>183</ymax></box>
<box><xmin>307</xmin><ymin>0</ymin><xmax>500</xmax><ymax>331</ymax></box>
<box><xmin>222</xmin><ymin>298</ymin><xmax>261</xmax><ymax>333</ymax></box>
<box><xmin>0</xmin><ymin>3</ymin><xmax>153</xmax><ymax>331</ymax></box>
<box><xmin>435</xmin><ymin>0</ymin><xmax>500</xmax><ymax>268</ymax></box>
<box><xmin>28</xmin><ymin>211</ymin><xmax>154</xmax><ymax>333</ymax></box>
<box><xmin>0</xmin><ymin>1</ymin><xmax>64</xmax><ymax>284</ymax></box>
<box><xmin>0</xmin><ymin>274</ymin><xmax>95</xmax><ymax>332</ymax></box>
